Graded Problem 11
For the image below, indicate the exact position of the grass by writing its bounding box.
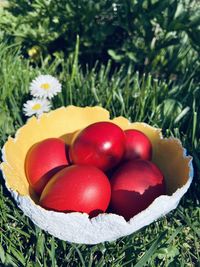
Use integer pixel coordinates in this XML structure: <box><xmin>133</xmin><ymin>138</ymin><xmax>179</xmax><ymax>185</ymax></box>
<box><xmin>0</xmin><ymin>43</ymin><xmax>199</xmax><ymax>266</ymax></box>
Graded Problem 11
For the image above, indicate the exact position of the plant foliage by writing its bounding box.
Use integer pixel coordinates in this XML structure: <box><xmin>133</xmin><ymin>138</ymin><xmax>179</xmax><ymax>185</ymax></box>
<box><xmin>1</xmin><ymin>0</ymin><xmax>200</xmax><ymax>79</ymax></box>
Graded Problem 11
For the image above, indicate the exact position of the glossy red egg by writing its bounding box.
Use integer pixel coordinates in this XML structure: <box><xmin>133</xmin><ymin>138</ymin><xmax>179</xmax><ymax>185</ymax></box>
<box><xmin>40</xmin><ymin>165</ymin><xmax>111</xmax><ymax>217</ymax></box>
<box><xmin>110</xmin><ymin>160</ymin><xmax>165</xmax><ymax>220</ymax></box>
<box><xmin>123</xmin><ymin>129</ymin><xmax>152</xmax><ymax>161</ymax></box>
<box><xmin>70</xmin><ymin>122</ymin><xmax>125</xmax><ymax>171</ymax></box>
<box><xmin>25</xmin><ymin>138</ymin><xmax>70</xmax><ymax>195</ymax></box>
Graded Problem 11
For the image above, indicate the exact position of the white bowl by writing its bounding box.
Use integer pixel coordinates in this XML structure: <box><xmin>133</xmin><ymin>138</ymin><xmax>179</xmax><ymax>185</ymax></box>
<box><xmin>1</xmin><ymin>106</ymin><xmax>193</xmax><ymax>244</ymax></box>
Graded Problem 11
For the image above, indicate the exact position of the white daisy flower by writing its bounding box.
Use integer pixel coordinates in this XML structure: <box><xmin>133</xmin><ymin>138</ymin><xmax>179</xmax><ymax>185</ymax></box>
<box><xmin>23</xmin><ymin>98</ymin><xmax>51</xmax><ymax>117</ymax></box>
<box><xmin>30</xmin><ymin>75</ymin><xmax>62</xmax><ymax>99</ymax></box>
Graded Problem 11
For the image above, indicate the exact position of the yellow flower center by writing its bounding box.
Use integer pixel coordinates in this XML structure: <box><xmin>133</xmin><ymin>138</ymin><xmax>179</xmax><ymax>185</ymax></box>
<box><xmin>40</xmin><ymin>83</ymin><xmax>51</xmax><ymax>90</ymax></box>
<box><xmin>32</xmin><ymin>103</ymin><xmax>41</xmax><ymax>110</ymax></box>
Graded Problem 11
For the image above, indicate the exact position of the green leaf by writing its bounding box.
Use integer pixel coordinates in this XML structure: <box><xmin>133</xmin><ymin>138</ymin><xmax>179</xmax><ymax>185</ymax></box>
<box><xmin>108</xmin><ymin>50</ymin><xmax>123</xmax><ymax>61</ymax></box>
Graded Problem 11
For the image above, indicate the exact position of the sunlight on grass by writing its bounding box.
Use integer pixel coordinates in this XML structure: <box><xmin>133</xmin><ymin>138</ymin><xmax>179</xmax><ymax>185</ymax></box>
<box><xmin>0</xmin><ymin>43</ymin><xmax>199</xmax><ymax>266</ymax></box>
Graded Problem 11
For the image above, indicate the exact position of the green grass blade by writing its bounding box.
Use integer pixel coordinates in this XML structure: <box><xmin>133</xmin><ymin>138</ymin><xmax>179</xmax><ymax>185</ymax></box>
<box><xmin>0</xmin><ymin>244</ymin><xmax>5</xmax><ymax>264</ymax></box>
<box><xmin>72</xmin><ymin>244</ymin><xmax>86</xmax><ymax>267</ymax></box>
<box><xmin>132</xmin><ymin>231</ymin><xmax>167</xmax><ymax>267</ymax></box>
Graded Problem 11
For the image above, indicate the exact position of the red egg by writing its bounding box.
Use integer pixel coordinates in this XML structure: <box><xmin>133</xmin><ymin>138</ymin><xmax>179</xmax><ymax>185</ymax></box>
<box><xmin>123</xmin><ymin>129</ymin><xmax>152</xmax><ymax>161</ymax></box>
<box><xmin>110</xmin><ymin>160</ymin><xmax>165</xmax><ymax>220</ymax></box>
<box><xmin>40</xmin><ymin>165</ymin><xmax>111</xmax><ymax>217</ymax></box>
<box><xmin>70</xmin><ymin>122</ymin><xmax>125</xmax><ymax>171</ymax></box>
<box><xmin>25</xmin><ymin>138</ymin><xmax>70</xmax><ymax>195</ymax></box>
